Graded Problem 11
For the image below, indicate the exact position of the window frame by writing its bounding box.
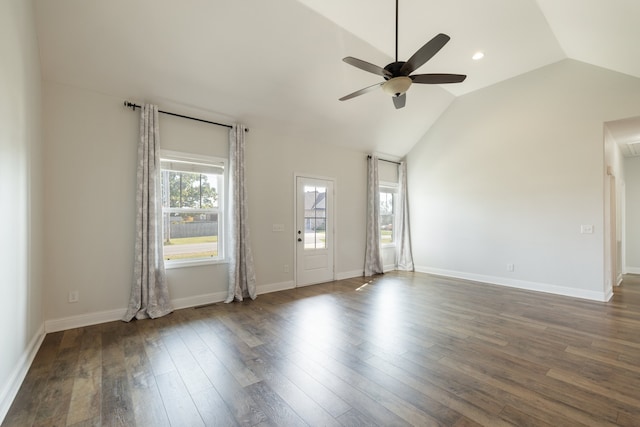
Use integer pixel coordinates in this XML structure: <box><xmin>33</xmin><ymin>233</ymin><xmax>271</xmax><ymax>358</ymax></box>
<box><xmin>379</xmin><ymin>181</ymin><xmax>398</xmax><ymax>248</ymax></box>
<box><xmin>160</xmin><ymin>150</ymin><xmax>227</xmax><ymax>269</ymax></box>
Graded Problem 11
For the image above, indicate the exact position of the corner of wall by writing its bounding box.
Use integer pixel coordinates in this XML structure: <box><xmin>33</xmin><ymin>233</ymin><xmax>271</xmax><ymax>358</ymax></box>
<box><xmin>0</xmin><ymin>324</ymin><xmax>45</xmax><ymax>423</ymax></box>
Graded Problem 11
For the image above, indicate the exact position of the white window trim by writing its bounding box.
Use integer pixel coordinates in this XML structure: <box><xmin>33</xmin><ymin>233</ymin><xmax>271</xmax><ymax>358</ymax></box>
<box><xmin>160</xmin><ymin>150</ymin><xmax>228</xmax><ymax>269</ymax></box>
<box><xmin>379</xmin><ymin>181</ymin><xmax>398</xmax><ymax>248</ymax></box>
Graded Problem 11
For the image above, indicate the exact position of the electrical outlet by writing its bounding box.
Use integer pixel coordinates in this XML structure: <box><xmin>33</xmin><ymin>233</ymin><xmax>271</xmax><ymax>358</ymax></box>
<box><xmin>68</xmin><ymin>291</ymin><xmax>79</xmax><ymax>303</ymax></box>
<box><xmin>507</xmin><ymin>264</ymin><xmax>515</xmax><ymax>272</ymax></box>
<box><xmin>580</xmin><ymin>224</ymin><xmax>594</xmax><ymax>234</ymax></box>
<box><xmin>283</xmin><ymin>264</ymin><xmax>289</xmax><ymax>273</ymax></box>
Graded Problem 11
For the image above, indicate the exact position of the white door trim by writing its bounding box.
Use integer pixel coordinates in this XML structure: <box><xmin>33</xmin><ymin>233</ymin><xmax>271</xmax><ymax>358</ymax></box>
<box><xmin>293</xmin><ymin>173</ymin><xmax>336</xmax><ymax>287</ymax></box>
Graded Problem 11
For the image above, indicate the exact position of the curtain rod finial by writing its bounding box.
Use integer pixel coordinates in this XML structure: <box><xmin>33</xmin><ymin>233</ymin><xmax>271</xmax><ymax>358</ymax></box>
<box><xmin>124</xmin><ymin>101</ymin><xmax>138</xmax><ymax>110</ymax></box>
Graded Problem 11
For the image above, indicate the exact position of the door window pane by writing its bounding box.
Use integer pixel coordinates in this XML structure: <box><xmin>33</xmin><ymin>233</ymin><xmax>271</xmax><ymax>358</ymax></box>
<box><xmin>304</xmin><ymin>185</ymin><xmax>327</xmax><ymax>249</ymax></box>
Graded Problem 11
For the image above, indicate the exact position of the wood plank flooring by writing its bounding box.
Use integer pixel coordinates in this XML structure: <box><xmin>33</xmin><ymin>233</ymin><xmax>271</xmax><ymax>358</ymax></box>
<box><xmin>4</xmin><ymin>271</ymin><xmax>640</xmax><ymax>426</ymax></box>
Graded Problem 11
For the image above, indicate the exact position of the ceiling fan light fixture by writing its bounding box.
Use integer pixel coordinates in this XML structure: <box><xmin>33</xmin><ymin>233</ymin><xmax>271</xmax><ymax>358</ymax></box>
<box><xmin>382</xmin><ymin>76</ymin><xmax>412</xmax><ymax>96</ymax></box>
<box><xmin>338</xmin><ymin>0</ymin><xmax>466</xmax><ymax>109</ymax></box>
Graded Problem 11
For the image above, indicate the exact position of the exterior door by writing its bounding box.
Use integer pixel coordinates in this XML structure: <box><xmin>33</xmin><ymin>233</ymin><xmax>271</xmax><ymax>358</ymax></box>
<box><xmin>295</xmin><ymin>176</ymin><xmax>334</xmax><ymax>286</ymax></box>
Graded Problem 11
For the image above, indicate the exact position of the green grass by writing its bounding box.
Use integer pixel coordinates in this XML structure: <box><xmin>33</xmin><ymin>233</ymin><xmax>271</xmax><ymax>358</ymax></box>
<box><xmin>381</xmin><ymin>230</ymin><xmax>393</xmax><ymax>244</ymax></box>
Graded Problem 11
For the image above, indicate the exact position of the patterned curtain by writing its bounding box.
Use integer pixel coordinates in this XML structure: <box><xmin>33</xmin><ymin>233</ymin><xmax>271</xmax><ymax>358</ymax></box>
<box><xmin>226</xmin><ymin>124</ymin><xmax>257</xmax><ymax>302</ymax></box>
<box><xmin>364</xmin><ymin>155</ymin><xmax>384</xmax><ymax>276</ymax></box>
<box><xmin>123</xmin><ymin>104</ymin><xmax>173</xmax><ymax>321</ymax></box>
<box><xmin>396</xmin><ymin>161</ymin><xmax>414</xmax><ymax>271</ymax></box>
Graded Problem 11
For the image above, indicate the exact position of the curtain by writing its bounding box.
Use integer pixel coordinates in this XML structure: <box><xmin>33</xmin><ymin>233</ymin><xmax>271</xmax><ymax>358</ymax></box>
<box><xmin>124</xmin><ymin>104</ymin><xmax>173</xmax><ymax>321</ymax></box>
<box><xmin>396</xmin><ymin>161</ymin><xmax>414</xmax><ymax>271</ymax></box>
<box><xmin>226</xmin><ymin>124</ymin><xmax>257</xmax><ymax>302</ymax></box>
<box><xmin>364</xmin><ymin>155</ymin><xmax>384</xmax><ymax>276</ymax></box>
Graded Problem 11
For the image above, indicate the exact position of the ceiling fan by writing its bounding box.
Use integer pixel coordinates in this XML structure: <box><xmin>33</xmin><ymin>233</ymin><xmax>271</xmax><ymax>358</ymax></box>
<box><xmin>339</xmin><ymin>0</ymin><xmax>467</xmax><ymax>109</ymax></box>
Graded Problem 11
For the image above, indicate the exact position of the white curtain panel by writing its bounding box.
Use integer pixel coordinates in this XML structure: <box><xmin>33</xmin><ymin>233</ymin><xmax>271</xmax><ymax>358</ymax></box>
<box><xmin>364</xmin><ymin>155</ymin><xmax>384</xmax><ymax>276</ymax></box>
<box><xmin>124</xmin><ymin>104</ymin><xmax>173</xmax><ymax>321</ymax></box>
<box><xmin>226</xmin><ymin>124</ymin><xmax>257</xmax><ymax>302</ymax></box>
<box><xmin>396</xmin><ymin>161</ymin><xmax>414</xmax><ymax>271</ymax></box>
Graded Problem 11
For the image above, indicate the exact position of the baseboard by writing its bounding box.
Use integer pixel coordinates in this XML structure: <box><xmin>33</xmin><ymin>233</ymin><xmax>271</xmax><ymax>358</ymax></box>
<box><xmin>336</xmin><ymin>270</ymin><xmax>364</xmax><ymax>280</ymax></box>
<box><xmin>0</xmin><ymin>324</ymin><xmax>45</xmax><ymax>423</ymax></box>
<box><xmin>603</xmin><ymin>287</ymin><xmax>614</xmax><ymax>302</ymax></box>
<box><xmin>336</xmin><ymin>269</ymin><xmax>406</xmax><ymax>280</ymax></box>
<box><xmin>45</xmin><ymin>308</ymin><xmax>128</xmax><ymax>333</ymax></box>
<box><xmin>415</xmin><ymin>266</ymin><xmax>610</xmax><ymax>302</ymax></box>
<box><xmin>625</xmin><ymin>267</ymin><xmax>640</xmax><ymax>275</ymax></box>
<box><xmin>44</xmin><ymin>280</ymin><xmax>300</xmax><ymax>333</ymax></box>
<box><xmin>172</xmin><ymin>291</ymin><xmax>228</xmax><ymax>310</ymax></box>
<box><xmin>256</xmin><ymin>281</ymin><xmax>295</xmax><ymax>295</ymax></box>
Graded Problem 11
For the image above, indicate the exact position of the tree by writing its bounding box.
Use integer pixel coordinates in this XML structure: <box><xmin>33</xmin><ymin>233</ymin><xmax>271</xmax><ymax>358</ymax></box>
<box><xmin>167</xmin><ymin>171</ymin><xmax>218</xmax><ymax>209</ymax></box>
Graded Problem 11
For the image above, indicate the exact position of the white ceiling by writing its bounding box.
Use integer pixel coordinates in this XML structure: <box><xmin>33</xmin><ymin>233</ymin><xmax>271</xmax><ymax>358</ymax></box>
<box><xmin>34</xmin><ymin>0</ymin><xmax>640</xmax><ymax>158</ymax></box>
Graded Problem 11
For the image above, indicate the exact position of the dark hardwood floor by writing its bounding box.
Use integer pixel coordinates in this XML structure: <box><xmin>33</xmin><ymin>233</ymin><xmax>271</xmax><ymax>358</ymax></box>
<box><xmin>4</xmin><ymin>271</ymin><xmax>640</xmax><ymax>426</ymax></box>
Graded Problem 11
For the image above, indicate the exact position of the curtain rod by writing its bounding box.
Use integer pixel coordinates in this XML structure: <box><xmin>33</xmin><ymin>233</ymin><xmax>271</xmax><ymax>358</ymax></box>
<box><xmin>123</xmin><ymin>101</ymin><xmax>248</xmax><ymax>132</ymax></box>
<box><xmin>367</xmin><ymin>155</ymin><xmax>401</xmax><ymax>165</ymax></box>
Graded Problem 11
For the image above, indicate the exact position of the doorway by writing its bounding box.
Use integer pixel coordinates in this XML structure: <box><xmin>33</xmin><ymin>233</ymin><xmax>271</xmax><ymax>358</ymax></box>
<box><xmin>604</xmin><ymin>115</ymin><xmax>640</xmax><ymax>291</ymax></box>
<box><xmin>295</xmin><ymin>175</ymin><xmax>335</xmax><ymax>286</ymax></box>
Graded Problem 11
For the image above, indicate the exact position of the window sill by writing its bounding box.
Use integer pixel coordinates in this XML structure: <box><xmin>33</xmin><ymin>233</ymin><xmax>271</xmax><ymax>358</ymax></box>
<box><xmin>381</xmin><ymin>243</ymin><xmax>397</xmax><ymax>249</ymax></box>
<box><xmin>164</xmin><ymin>258</ymin><xmax>227</xmax><ymax>269</ymax></box>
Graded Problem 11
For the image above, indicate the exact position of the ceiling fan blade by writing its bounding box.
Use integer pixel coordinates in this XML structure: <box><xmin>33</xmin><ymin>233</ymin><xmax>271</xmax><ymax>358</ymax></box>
<box><xmin>339</xmin><ymin>82</ymin><xmax>383</xmax><ymax>101</ymax></box>
<box><xmin>411</xmin><ymin>73</ymin><xmax>467</xmax><ymax>84</ymax></box>
<box><xmin>343</xmin><ymin>57</ymin><xmax>392</xmax><ymax>78</ymax></box>
<box><xmin>400</xmin><ymin>33</ymin><xmax>450</xmax><ymax>76</ymax></box>
<box><xmin>393</xmin><ymin>93</ymin><xmax>406</xmax><ymax>109</ymax></box>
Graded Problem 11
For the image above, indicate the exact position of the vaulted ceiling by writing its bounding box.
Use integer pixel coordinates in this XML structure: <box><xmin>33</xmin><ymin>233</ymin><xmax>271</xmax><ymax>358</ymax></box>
<box><xmin>34</xmin><ymin>0</ymin><xmax>640</xmax><ymax>158</ymax></box>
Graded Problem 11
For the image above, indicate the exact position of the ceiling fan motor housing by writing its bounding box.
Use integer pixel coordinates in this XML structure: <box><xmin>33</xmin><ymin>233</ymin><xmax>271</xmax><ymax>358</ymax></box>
<box><xmin>384</xmin><ymin>61</ymin><xmax>407</xmax><ymax>79</ymax></box>
<box><xmin>382</xmin><ymin>61</ymin><xmax>412</xmax><ymax>96</ymax></box>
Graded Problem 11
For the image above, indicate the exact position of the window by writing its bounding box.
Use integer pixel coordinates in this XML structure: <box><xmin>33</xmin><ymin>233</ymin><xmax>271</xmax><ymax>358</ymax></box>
<box><xmin>380</xmin><ymin>184</ymin><xmax>397</xmax><ymax>246</ymax></box>
<box><xmin>303</xmin><ymin>184</ymin><xmax>327</xmax><ymax>249</ymax></box>
<box><xmin>160</xmin><ymin>151</ymin><xmax>225</xmax><ymax>265</ymax></box>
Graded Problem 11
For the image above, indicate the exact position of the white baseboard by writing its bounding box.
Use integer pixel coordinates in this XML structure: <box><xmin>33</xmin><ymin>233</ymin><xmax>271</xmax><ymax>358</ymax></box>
<box><xmin>0</xmin><ymin>324</ymin><xmax>45</xmax><ymax>423</ymax></box>
<box><xmin>336</xmin><ymin>270</ymin><xmax>364</xmax><ymax>280</ymax></box>
<box><xmin>172</xmin><ymin>291</ymin><xmax>228</xmax><ymax>310</ymax></box>
<box><xmin>257</xmin><ymin>281</ymin><xmax>295</xmax><ymax>295</ymax></box>
<box><xmin>336</xmin><ymin>269</ymin><xmax>406</xmax><ymax>280</ymax></box>
<box><xmin>415</xmin><ymin>266</ymin><xmax>610</xmax><ymax>302</ymax></box>
<box><xmin>45</xmin><ymin>308</ymin><xmax>127</xmax><ymax>333</ymax></box>
<box><xmin>625</xmin><ymin>267</ymin><xmax>640</xmax><ymax>275</ymax></box>
<box><xmin>44</xmin><ymin>280</ymin><xmax>299</xmax><ymax>333</ymax></box>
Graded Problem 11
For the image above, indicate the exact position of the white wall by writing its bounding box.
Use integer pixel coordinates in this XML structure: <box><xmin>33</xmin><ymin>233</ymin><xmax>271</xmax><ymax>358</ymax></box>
<box><xmin>0</xmin><ymin>0</ymin><xmax>45</xmax><ymax>420</ymax></box>
<box><xmin>625</xmin><ymin>156</ymin><xmax>640</xmax><ymax>272</ymax></box>
<box><xmin>246</xmin><ymin>122</ymin><xmax>367</xmax><ymax>284</ymax></box>
<box><xmin>42</xmin><ymin>82</ymin><xmax>368</xmax><ymax>328</ymax></box>
<box><xmin>407</xmin><ymin>59</ymin><xmax>640</xmax><ymax>301</ymax></box>
<box><xmin>43</xmin><ymin>83</ymin><xmax>139</xmax><ymax>326</ymax></box>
